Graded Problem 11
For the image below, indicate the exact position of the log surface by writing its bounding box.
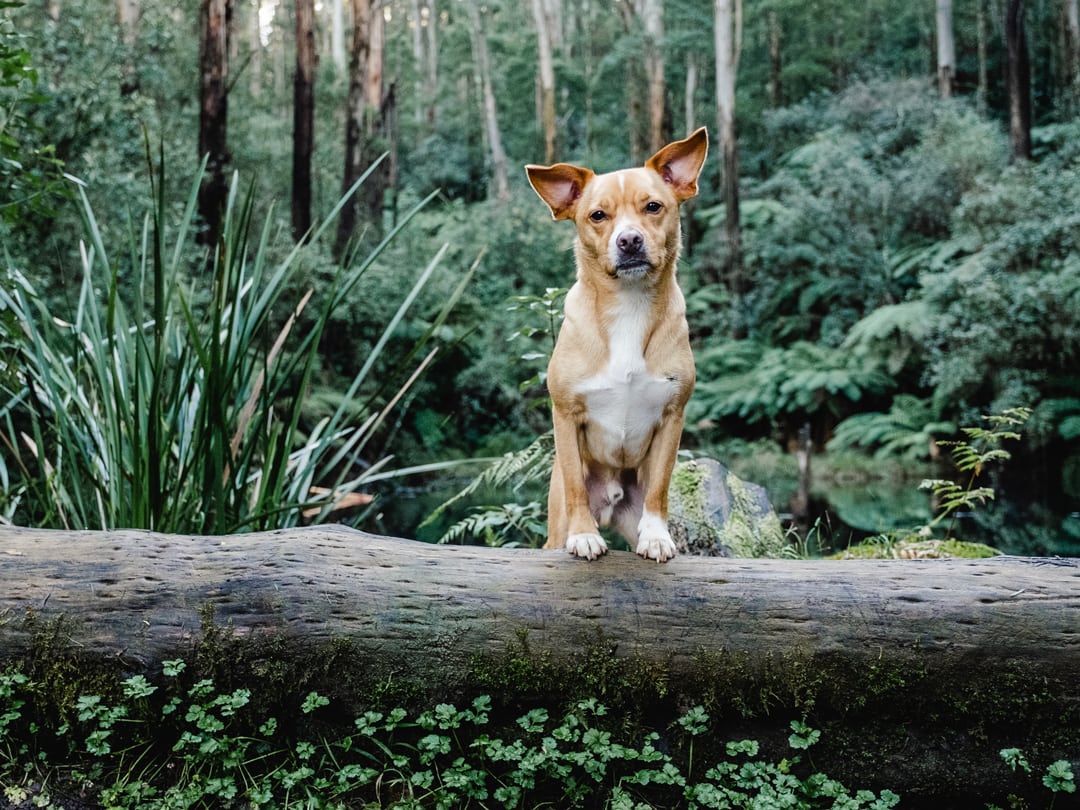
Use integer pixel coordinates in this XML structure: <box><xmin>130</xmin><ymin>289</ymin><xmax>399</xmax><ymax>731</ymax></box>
<box><xmin>1</xmin><ymin>524</ymin><xmax>1077</xmax><ymax>674</ymax></box>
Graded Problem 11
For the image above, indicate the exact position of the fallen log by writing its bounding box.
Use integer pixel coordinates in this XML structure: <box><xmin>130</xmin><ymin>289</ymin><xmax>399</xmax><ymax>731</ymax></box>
<box><xmin>1</xmin><ymin>524</ymin><xmax>1078</xmax><ymax>806</ymax></box>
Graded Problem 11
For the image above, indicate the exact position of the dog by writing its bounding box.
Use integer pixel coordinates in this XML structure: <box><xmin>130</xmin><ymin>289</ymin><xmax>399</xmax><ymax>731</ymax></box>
<box><xmin>525</xmin><ymin>128</ymin><xmax>708</xmax><ymax>562</ymax></box>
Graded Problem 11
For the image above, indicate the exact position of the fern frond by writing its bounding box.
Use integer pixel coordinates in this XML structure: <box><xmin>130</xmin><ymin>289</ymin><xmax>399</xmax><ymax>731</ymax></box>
<box><xmin>420</xmin><ymin>433</ymin><xmax>554</xmax><ymax>530</ymax></box>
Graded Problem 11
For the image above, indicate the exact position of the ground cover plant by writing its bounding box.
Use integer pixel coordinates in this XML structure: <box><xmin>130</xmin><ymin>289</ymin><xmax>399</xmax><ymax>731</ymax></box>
<box><xmin>0</xmin><ymin>663</ymin><xmax>907</xmax><ymax>809</ymax></box>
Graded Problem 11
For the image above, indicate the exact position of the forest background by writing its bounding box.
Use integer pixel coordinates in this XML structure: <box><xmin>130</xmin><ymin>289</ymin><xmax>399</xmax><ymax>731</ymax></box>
<box><xmin>2</xmin><ymin>0</ymin><xmax>1079</xmax><ymax>555</ymax></box>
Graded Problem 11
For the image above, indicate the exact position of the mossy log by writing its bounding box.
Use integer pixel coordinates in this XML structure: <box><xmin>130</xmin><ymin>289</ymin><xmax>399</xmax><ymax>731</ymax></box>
<box><xmin>1</xmin><ymin>524</ymin><xmax>1079</xmax><ymax>805</ymax></box>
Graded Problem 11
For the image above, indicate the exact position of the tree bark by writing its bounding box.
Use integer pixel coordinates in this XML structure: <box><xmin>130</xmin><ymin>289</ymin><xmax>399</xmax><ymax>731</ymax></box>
<box><xmin>1005</xmin><ymin>0</ymin><xmax>1032</xmax><ymax>161</ymax></box>
<box><xmin>467</xmin><ymin>1</ymin><xmax>510</xmax><ymax>203</ymax></box>
<box><xmin>714</xmin><ymin>0</ymin><xmax>744</xmax><ymax>307</ymax></box>
<box><xmin>330</xmin><ymin>0</ymin><xmax>346</xmax><ymax>73</ymax></box>
<box><xmin>197</xmin><ymin>0</ymin><xmax>231</xmax><ymax>249</ymax></box>
<box><xmin>936</xmin><ymin>0</ymin><xmax>955</xmax><ymax>97</ymax></box>
<box><xmin>977</xmin><ymin>0</ymin><xmax>989</xmax><ymax>111</ymax></box>
<box><xmin>767</xmin><ymin>8</ymin><xmax>782</xmax><ymax>107</ymax></box>
<box><xmin>292</xmin><ymin>0</ymin><xmax>317</xmax><ymax>242</ymax></box>
<box><xmin>641</xmin><ymin>0</ymin><xmax>666</xmax><ymax>154</ymax></box>
<box><xmin>1066</xmin><ymin>0</ymin><xmax>1080</xmax><ymax>112</ymax></box>
<box><xmin>532</xmin><ymin>0</ymin><xmax>558</xmax><ymax>164</ymax></box>
<box><xmin>336</xmin><ymin>0</ymin><xmax>386</xmax><ymax>258</ymax></box>
<box><xmin>1</xmin><ymin>524</ymin><xmax>1078</xmax><ymax>805</ymax></box>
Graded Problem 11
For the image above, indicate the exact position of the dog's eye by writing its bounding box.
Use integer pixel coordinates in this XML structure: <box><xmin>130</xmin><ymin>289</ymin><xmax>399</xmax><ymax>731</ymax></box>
<box><xmin>589</xmin><ymin>210</ymin><xmax>607</xmax><ymax>223</ymax></box>
<box><xmin>645</xmin><ymin>201</ymin><xmax>663</xmax><ymax>214</ymax></box>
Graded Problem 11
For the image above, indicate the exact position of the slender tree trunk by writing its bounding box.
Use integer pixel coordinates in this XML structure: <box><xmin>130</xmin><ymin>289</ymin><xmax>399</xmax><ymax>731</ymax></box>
<box><xmin>616</xmin><ymin>0</ymin><xmax>648</xmax><ymax>163</ymax></box>
<box><xmin>292</xmin><ymin>0</ymin><xmax>317</xmax><ymax>242</ymax></box>
<box><xmin>684</xmin><ymin>54</ymin><xmax>697</xmax><ymax>135</ymax></box>
<box><xmin>424</xmin><ymin>0</ymin><xmax>438</xmax><ymax>128</ymax></box>
<box><xmin>977</xmin><ymin>0</ymin><xmax>989</xmax><ymax>111</ymax></box>
<box><xmin>641</xmin><ymin>0</ymin><xmax>666</xmax><ymax>153</ymax></box>
<box><xmin>1066</xmin><ymin>0</ymin><xmax>1080</xmax><ymax>112</ymax></box>
<box><xmin>1006</xmin><ymin>0</ymin><xmax>1032</xmax><ymax>161</ymax></box>
<box><xmin>936</xmin><ymin>0</ymin><xmax>955</xmax><ymax>97</ymax></box>
<box><xmin>532</xmin><ymin>0</ymin><xmax>558</xmax><ymax>163</ymax></box>
<box><xmin>249</xmin><ymin>0</ymin><xmax>262</xmax><ymax>97</ymax></box>
<box><xmin>331</xmin><ymin>0</ymin><xmax>346</xmax><ymax>73</ymax></box>
<box><xmin>467</xmin><ymin>1</ymin><xmax>510</xmax><ymax>202</ymax></box>
<box><xmin>410</xmin><ymin>0</ymin><xmax>425</xmax><ymax>124</ymax></box>
<box><xmin>46</xmin><ymin>0</ymin><xmax>61</xmax><ymax>21</ymax></box>
<box><xmin>767</xmin><ymin>8</ymin><xmax>782</xmax><ymax>107</ymax></box>
<box><xmin>116</xmin><ymin>0</ymin><xmax>140</xmax><ymax>94</ymax></box>
<box><xmin>363</xmin><ymin>0</ymin><xmax>388</xmax><ymax>230</ymax></box>
<box><xmin>336</xmin><ymin>0</ymin><xmax>373</xmax><ymax>258</ymax></box>
<box><xmin>714</xmin><ymin>0</ymin><xmax>744</xmax><ymax>307</ymax></box>
<box><xmin>198</xmin><ymin>0</ymin><xmax>231</xmax><ymax>249</ymax></box>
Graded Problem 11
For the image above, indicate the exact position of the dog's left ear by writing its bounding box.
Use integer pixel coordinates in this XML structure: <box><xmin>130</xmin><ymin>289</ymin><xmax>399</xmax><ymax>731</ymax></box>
<box><xmin>526</xmin><ymin>163</ymin><xmax>595</xmax><ymax>221</ymax></box>
<box><xmin>646</xmin><ymin>127</ymin><xmax>709</xmax><ymax>202</ymax></box>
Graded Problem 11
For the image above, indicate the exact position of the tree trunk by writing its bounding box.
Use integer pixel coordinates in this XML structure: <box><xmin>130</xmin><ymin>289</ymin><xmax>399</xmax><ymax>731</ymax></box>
<box><xmin>330</xmin><ymin>0</ymin><xmax>346</xmax><ymax>73</ymax></box>
<box><xmin>977</xmin><ymin>0</ymin><xmax>989</xmax><ymax>111</ymax></box>
<box><xmin>767</xmin><ymin>8</ymin><xmax>782</xmax><ymax>107</ymax></box>
<box><xmin>714</xmin><ymin>0</ymin><xmax>744</xmax><ymax>307</ymax></box>
<box><xmin>936</xmin><ymin>0</ymin><xmax>955</xmax><ymax>97</ymax></box>
<box><xmin>336</xmin><ymin>0</ymin><xmax>373</xmax><ymax>258</ymax></box>
<box><xmin>1005</xmin><ymin>0</ymin><xmax>1032</xmax><ymax>161</ymax></box>
<box><xmin>467</xmin><ymin>1</ymin><xmax>510</xmax><ymax>203</ymax></box>
<box><xmin>1066</xmin><ymin>0</ymin><xmax>1080</xmax><ymax>112</ymax></box>
<box><xmin>116</xmin><ymin>0</ymin><xmax>140</xmax><ymax>94</ymax></box>
<box><xmin>532</xmin><ymin>0</ymin><xmax>558</xmax><ymax>163</ymax></box>
<box><xmin>1</xmin><ymin>525</ymin><xmax>1077</xmax><ymax>805</ymax></box>
<box><xmin>292</xmin><ymin>0</ymin><xmax>317</xmax><ymax>242</ymax></box>
<box><xmin>685</xmin><ymin>56</ymin><xmax>698</xmax><ymax>137</ymax></box>
<box><xmin>641</xmin><ymin>0</ymin><xmax>665</xmax><ymax>154</ymax></box>
<box><xmin>197</xmin><ymin>0</ymin><xmax>231</xmax><ymax>250</ymax></box>
<box><xmin>249</xmin><ymin>0</ymin><xmax>263</xmax><ymax>97</ymax></box>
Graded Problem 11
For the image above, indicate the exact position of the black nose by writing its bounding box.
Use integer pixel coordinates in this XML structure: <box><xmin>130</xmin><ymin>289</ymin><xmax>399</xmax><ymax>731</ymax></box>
<box><xmin>617</xmin><ymin>229</ymin><xmax>644</xmax><ymax>255</ymax></box>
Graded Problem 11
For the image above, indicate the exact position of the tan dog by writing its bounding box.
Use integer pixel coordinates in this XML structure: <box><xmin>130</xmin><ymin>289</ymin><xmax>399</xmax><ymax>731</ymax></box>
<box><xmin>526</xmin><ymin>128</ymin><xmax>708</xmax><ymax>562</ymax></box>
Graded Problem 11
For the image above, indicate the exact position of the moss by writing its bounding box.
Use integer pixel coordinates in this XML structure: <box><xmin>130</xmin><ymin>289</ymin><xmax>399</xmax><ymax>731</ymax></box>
<box><xmin>668</xmin><ymin>459</ymin><xmax>787</xmax><ymax>558</ymax></box>
<box><xmin>719</xmin><ymin>472</ymin><xmax>787</xmax><ymax>558</ymax></box>
<box><xmin>831</xmin><ymin>537</ymin><xmax>1002</xmax><ymax>559</ymax></box>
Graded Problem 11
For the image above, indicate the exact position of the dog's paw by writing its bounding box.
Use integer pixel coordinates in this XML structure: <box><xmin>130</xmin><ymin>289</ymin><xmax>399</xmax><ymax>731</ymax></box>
<box><xmin>567</xmin><ymin>533</ymin><xmax>608</xmax><ymax>560</ymax></box>
<box><xmin>635</xmin><ymin>512</ymin><xmax>677</xmax><ymax>563</ymax></box>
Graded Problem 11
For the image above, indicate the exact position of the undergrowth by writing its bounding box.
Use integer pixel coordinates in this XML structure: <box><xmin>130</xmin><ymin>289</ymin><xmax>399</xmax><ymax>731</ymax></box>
<box><xmin>0</xmin><ymin>665</ymin><xmax>902</xmax><ymax>809</ymax></box>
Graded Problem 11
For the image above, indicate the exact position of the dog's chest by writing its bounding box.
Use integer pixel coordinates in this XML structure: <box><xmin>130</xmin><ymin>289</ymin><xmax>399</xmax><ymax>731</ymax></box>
<box><xmin>575</xmin><ymin>296</ymin><xmax>677</xmax><ymax>466</ymax></box>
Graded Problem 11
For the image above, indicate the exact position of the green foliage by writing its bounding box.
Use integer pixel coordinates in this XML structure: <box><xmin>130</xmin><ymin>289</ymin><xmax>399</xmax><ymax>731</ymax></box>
<box><xmin>0</xmin><ymin>664</ymin><xmax>901</xmax><ymax>809</ymax></box>
<box><xmin>920</xmin><ymin>407</ymin><xmax>1032</xmax><ymax>539</ymax></box>
<box><xmin>828</xmin><ymin>395</ymin><xmax>956</xmax><ymax>461</ymax></box>
<box><xmin>998</xmin><ymin>747</ymin><xmax>1077</xmax><ymax>808</ymax></box>
<box><xmin>0</xmin><ymin>3</ymin><xmax>67</xmax><ymax>224</ymax></box>
<box><xmin>0</xmin><ymin>158</ymin><xmax>466</xmax><ymax>532</ymax></box>
<box><xmin>691</xmin><ymin>340</ymin><xmax>893</xmax><ymax>429</ymax></box>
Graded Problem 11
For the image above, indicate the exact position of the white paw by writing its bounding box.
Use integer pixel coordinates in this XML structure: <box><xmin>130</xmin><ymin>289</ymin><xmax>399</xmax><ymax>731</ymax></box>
<box><xmin>567</xmin><ymin>533</ymin><xmax>608</xmax><ymax>560</ymax></box>
<box><xmin>635</xmin><ymin>512</ymin><xmax>677</xmax><ymax>563</ymax></box>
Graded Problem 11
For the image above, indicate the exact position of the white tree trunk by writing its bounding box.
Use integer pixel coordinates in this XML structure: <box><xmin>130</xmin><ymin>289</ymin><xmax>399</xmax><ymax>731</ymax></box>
<box><xmin>331</xmin><ymin>0</ymin><xmax>346</xmax><ymax>73</ymax></box>
<box><xmin>532</xmin><ymin>0</ymin><xmax>558</xmax><ymax>163</ymax></box>
<box><xmin>467</xmin><ymin>1</ymin><xmax>510</xmax><ymax>202</ymax></box>
<box><xmin>641</xmin><ymin>0</ymin><xmax>665</xmax><ymax>153</ymax></box>
<box><xmin>713</xmin><ymin>0</ymin><xmax>744</xmax><ymax>296</ymax></box>
<box><xmin>936</xmin><ymin>0</ymin><xmax>956</xmax><ymax>97</ymax></box>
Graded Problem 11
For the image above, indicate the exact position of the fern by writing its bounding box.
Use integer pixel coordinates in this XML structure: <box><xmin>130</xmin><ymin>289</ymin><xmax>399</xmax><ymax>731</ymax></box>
<box><xmin>438</xmin><ymin>501</ymin><xmax>546</xmax><ymax>548</ymax></box>
<box><xmin>920</xmin><ymin>407</ymin><xmax>1031</xmax><ymax>539</ymax></box>
<box><xmin>420</xmin><ymin>432</ymin><xmax>554</xmax><ymax>533</ymax></box>
<box><xmin>828</xmin><ymin>395</ymin><xmax>955</xmax><ymax>460</ymax></box>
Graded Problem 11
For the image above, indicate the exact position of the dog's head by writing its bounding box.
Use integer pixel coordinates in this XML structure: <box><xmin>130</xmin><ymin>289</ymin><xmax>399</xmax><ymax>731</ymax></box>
<box><xmin>526</xmin><ymin>128</ymin><xmax>708</xmax><ymax>283</ymax></box>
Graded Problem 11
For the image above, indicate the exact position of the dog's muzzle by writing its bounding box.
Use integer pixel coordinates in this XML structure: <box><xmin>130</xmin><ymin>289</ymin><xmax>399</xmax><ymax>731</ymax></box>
<box><xmin>612</xmin><ymin>228</ymin><xmax>652</xmax><ymax>278</ymax></box>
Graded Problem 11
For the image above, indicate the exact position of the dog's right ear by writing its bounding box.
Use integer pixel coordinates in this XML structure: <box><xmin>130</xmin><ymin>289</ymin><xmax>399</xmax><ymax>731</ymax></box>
<box><xmin>525</xmin><ymin>163</ymin><xmax>594</xmax><ymax>221</ymax></box>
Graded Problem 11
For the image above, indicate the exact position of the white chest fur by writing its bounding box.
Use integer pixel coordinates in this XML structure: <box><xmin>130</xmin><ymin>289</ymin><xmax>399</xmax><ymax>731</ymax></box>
<box><xmin>576</xmin><ymin>291</ymin><xmax>677</xmax><ymax>467</ymax></box>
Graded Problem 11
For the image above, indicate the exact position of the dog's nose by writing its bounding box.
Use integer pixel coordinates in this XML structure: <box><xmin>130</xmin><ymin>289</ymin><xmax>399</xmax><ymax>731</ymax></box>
<box><xmin>617</xmin><ymin>229</ymin><xmax>644</xmax><ymax>255</ymax></box>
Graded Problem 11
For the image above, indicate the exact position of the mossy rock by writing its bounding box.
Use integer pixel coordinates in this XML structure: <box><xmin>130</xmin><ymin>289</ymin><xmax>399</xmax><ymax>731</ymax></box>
<box><xmin>830</xmin><ymin>537</ymin><xmax>1002</xmax><ymax>560</ymax></box>
<box><xmin>668</xmin><ymin>457</ymin><xmax>787</xmax><ymax>557</ymax></box>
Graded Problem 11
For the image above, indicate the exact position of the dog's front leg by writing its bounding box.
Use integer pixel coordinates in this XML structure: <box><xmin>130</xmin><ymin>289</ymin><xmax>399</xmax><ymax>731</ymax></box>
<box><xmin>545</xmin><ymin>408</ymin><xmax>608</xmax><ymax>560</ymax></box>
<box><xmin>634</xmin><ymin>408</ymin><xmax>686</xmax><ymax>562</ymax></box>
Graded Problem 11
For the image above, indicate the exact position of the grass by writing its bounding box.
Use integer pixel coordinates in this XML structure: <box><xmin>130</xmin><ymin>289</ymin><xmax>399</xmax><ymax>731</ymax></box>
<box><xmin>0</xmin><ymin>148</ymin><xmax>473</xmax><ymax>533</ymax></box>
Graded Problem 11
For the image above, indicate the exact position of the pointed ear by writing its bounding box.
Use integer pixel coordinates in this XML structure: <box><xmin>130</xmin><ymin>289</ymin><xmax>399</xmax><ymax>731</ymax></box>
<box><xmin>525</xmin><ymin>163</ymin><xmax>594</xmax><ymax>220</ymax></box>
<box><xmin>645</xmin><ymin>127</ymin><xmax>709</xmax><ymax>202</ymax></box>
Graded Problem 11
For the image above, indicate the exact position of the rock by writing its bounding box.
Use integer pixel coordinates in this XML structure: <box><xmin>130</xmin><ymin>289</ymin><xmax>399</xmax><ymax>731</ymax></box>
<box><xmin>668</xmin><ymin>457</ymin><xmax>787</xmax><ymax>557</ymax></box>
